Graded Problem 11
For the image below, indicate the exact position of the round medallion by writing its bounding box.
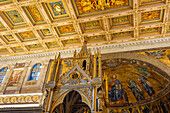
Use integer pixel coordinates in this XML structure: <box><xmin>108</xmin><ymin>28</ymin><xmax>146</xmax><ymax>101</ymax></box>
<box><xmin>53</xmin><ymin>3</ymin><xmax>64</xmax><ymax>15</ymax></box>
<box><xmin>70</xmin><ymin>72</ymin><xmax>80</xmax><ymax>80</ymax></box>
<box><xmin>10</xmin><ymin>97</ymin><xmax>17</xmax><ymax>103</ymax></box>
<box><xmin>32</xmin><ymin>95</ymin><xmax>39</xmax><ymax>103</ymax></box>
<box><xmin>18</xmin><ymin>96</ymin><xmax>24</xmax><ymax>103</ymax></box>
<box><xmin>0</xmin><ymin>97</ymin><xmax>3</xmax><ymax>103</ymax></box>
<box><xmin>3</xmin><ymin>97</ymin><xmax>10</xmax><ymax>103</ymax></box>
<box><xmin>25</xmin><ymin>96</ymin><xmax>32</xmax><ymax>103</ymax></box>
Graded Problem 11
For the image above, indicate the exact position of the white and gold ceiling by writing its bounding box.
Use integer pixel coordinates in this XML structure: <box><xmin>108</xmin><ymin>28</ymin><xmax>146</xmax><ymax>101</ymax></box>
<box><xmin>0</xmin><ymin>0</ymin><xmax>169</xmax><ymax>57</ymax></box>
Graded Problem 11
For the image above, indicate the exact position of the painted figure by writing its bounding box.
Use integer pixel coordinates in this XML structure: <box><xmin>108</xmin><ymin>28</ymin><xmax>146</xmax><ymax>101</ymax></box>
<box><xmin>109</xmin><ymin>75</ymin><xmax>123</xmax><ymax>102</ymax></box>
<box><xmin>127</xmin><ymin>79</ymin><xmax>145</xmax><ymax>101</ymax></box>
<box><xmin>136</xmin><ymin>74</ymin><xmax>155</xmax><ymax>96</ymax></box>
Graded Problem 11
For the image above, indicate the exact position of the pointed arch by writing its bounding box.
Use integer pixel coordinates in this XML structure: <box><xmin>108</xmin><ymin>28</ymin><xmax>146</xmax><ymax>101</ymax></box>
<box><xmin>0</xmin><ymin>67</ymin><xmax>8</xmax><ymax>83</ymax></box>
<box><xmin>51</xmin><ymin>89</ymin><xmax>92</xmax><ymax>113</ymax></box>
<box><xmin>27</xmin><ymin>63</ymin><xmax>42</xmax><ymax>81</ymax></box>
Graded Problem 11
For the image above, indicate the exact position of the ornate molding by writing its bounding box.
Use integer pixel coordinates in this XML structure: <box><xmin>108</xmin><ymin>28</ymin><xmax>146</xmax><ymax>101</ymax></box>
<box><xmin>0</xmin><ymin>37</ymin><xmax>169</xmax><ymax>61</ymax></box>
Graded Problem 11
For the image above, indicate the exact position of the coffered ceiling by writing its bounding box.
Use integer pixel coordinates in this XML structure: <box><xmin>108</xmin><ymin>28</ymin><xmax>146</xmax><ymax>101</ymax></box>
<box><xmin>0</xmin><ymin>0</ymin><xmax>169</xmax><ymax>57</ymax></box>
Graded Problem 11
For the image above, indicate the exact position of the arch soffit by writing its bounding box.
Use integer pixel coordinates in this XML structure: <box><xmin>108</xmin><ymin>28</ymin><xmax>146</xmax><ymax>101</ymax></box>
<box><xmin>51</xmin><ymin>89</ymin><xmax>92</xmax><ymax>112</ymax></box>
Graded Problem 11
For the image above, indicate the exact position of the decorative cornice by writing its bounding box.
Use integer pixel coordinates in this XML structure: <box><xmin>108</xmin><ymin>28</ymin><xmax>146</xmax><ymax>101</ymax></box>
<box><xmin>0</xmin><ymin>37</ymin><xmax>170</xmax><ymax>61</ymax></box>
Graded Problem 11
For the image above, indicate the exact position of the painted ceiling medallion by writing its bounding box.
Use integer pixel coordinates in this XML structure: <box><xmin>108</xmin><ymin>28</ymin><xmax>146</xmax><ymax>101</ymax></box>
<box><xmin>44</xmin><ymin>1</ymin><xmax>69</xmax><ymax>21</ymax></box>
<box><xmin>52</xmin><ymin>2</ymin><xmax>64</xmax><ymax>15</ymax></box>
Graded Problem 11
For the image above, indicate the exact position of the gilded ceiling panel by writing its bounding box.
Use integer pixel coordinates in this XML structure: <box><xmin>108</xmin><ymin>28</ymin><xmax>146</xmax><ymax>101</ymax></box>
<box><xmin>11</xmin><ymin>46</ymin><xmax>24</xmax><ymax>53</ymax></box>
<box><xmin>62</xmin><ymin>38</ymin><xmax>81</xmax><ymax>46</ymax></box>
<box><xmin>0</xmin><ymin>0</ymin><xmax>11</xmax><ymax>4</ymax></box>
<box><xmin>109</xmin><ymin>15</ymin><xmax>132</xmax><ymax>28</ymax></box>
<box><xmin>0</xmin><ymin>48</ymin><xmax>9</xmax><ymax>54</ymax></box>
<box><xmin>43</xmin><ymin>1</ymin><xmax>69</xmax><ymax>21</ymax></box>
<box><xmin>46</xmin><ymin>41</ymin><xmax>59</xmax><ymax>48</ymax></box>
<box><xmin>139</xmin><ymin>0</ymin><xmax>164</xmax><ymax>6</ymax></box>
<box><xmin>2</xmin><ymin>34</ymin><xmax>16</xmax><ymax>44</ymax></box>
<box><xmin>80</xmin><ymin>20</ymin><xmax>103</xmax><ymax>33</ymax></box>
<box><xmin>0</xmin><ymin>22</ymin><xmax>4</xmax><ymax>28</ymax></box>
<box><xmin>26</xmin><ymin>44</ymin><xmax>43</xmax><ymax>51</ymax></box>
<box><xmin>2</xmin><ymin>10</ymin><xmax>26</xmax><ymax>28</ymax></box>
<box><xmin>18</xmin><ymin>31</ymin><xmax>37</xmax><ymax>42</ymax></box>
<box><xmin>56</xmin><ymin>24</ymin><xmax>76</xmax><ymax>36</ymax></box>
<box><xmin>112</xmin><ymin>31</ymin><xmax>133</xmax><ymax>40</ymax></box>
<box><xmin>24</xmin><ymin>5</ymin><xmax>45</xmax><ymax>25</ymax></box>
<box><xmin>139</xmin><ymin>27</ymin><xmax>161</xmax><ymax>36</ymax></box>
<box><xmin>139</xmin><ymin>10</ymin><xmax>163</xmax><ymax>24</ymax></box>
<box><xmin>38</xmin><ymin>28</ymin><xmax>53</xmax><ymax>39</ymax></box>
<box><xmin>72</xmin><ymin>0</ymin><xmax>132</xmax><ymax>16</ymax></box>
<box><xmin>87</xmin><ymin>35</ymin><xmax>106</xmax><ymax>42</ymax></box>
<box><xmin>0</xmin><ymin>22</ymin><xmax>6</xmax><ymax>31</ymax></box>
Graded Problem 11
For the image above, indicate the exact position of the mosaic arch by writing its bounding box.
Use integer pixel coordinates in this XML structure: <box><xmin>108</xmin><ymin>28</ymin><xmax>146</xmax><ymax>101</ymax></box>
<box><xmin>101</xmin><ymin>53</ymin><xmax>170</xmax><ymax>108</ymax></box>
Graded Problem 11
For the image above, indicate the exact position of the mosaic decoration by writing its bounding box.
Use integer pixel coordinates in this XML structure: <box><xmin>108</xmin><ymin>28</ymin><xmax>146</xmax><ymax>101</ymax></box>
<box><xmin>139</xmin><ymin>27</ymin><xmax>161</xmax><ymax>35</ymax></box>
<box><xmin>140</xmin><ymin>10</ymin><xmax>163</xmax><ymax>24</ymax></box>
<box><xmin>8</xmin><ymin>70</ymin><xmax>23</xmax><ymax>86</ymax></box>
<box><xmin>56</xmin><ymin>24</ymin><xmax>76</xmax><ymax>36</ymax></box>
<box><xmin>73</xmin><ymin>0</ymin><xmax>131</xmax><ymax>16</ymax></box>
<box><xmin>5</xmin><ymin>10</ymin><xmax>24</xmax><ymax>23</ymax></box>
<box><xmin>0</xmin><ymin>95</ymin><xmax>40</xmax><ymax>104</ymax></box>
<box><xmin>2</xmin><ymin>34</ymin><xmax>16</xmax><ymax>44</ymax></box>
<box><xmin>102</xmin><ymin>58</ymin><xmax>169</xmax><ymax>105</ymax></box>
<box><xmin>80</xmin><ymin>20</ymin><xmax>103</xmax><ymax>32</ymax></box>
<box><xmin>136</xmin><ymin>49</ymin><xmax>170</xmax><ymax>66</ymax></box>
<box><xmin>112</xmin><ymin>31</ymin><xmax>133</xmax><ymax>39</ymax></box>
<box><xmin>110</xmin><ymin>15</ymin><xmax>132</xmax><ymax>28</ymax></box>
<box><xmin>18</xmin><ymin>31</ymin><xmax>36</xmax><ymax>41</ymax></box>
<box><xmin>87</xmin><ymin>35</ymin><xmax>106</xmax><ymax>42</ymax></box>
<box><xmin>27</xmin><ymin>44</ymin><xmax>43</xmax><ymax>50</ymax></box>
<box><xmin>46</xmin><ymin>41</ymin><xmax>59</xmax><ymax>48</ymax></box>
<box><xmin>12</xmin><ymin>46</ymin><xmax>24</xmax><ymax>53</ymax></box>
<box><xmin>44</xmin><ymin>1</ymin><xmax>69</xmax><ymax>21</ymax></box>
<box><xmin>25</xmin><ymin>5</ymin><xmax>45</xmax><ymax>24</ymax></box>
<box><xmin>62</xmin><ymin>38</ymin><xmax>81</xmax><ymax>46</ymax></box>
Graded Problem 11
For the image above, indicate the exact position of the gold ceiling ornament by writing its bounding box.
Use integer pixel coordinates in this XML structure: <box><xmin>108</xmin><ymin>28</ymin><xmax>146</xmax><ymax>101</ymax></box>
<box><xmin>53</xmin><ymin>3</ymin><xmax>64</xmax><ymax>15</ymax></box>
<box><xmin>0</xmin><ymin>0</ymin><xmax>168</xmax><ymax>58</ymax></box>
